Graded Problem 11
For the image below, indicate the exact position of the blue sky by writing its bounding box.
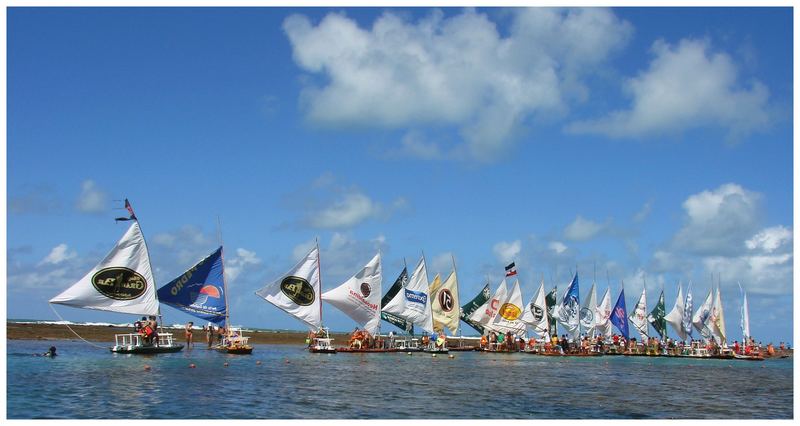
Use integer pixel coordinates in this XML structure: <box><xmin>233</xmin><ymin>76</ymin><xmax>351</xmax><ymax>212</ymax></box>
<box><xmin>7</xmin><ymin>7</ymin><xmax>793</xmax><ymax>344</ymax></box>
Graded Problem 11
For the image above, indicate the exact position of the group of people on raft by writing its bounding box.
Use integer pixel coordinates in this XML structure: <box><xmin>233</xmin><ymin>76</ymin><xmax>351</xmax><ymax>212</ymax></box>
<box><xmin>133</xmin><ymin>316</ymin><xmax>160</xmax><ymax>346</ymax></box>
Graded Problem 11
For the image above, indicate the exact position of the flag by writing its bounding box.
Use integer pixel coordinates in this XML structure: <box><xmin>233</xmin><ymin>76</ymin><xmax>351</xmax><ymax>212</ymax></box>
<box><xmin>557</xmin><ymin>273</ymin><xmax>580</xmax><ymax>341</ymax></box>
<box><xmin>545</xmin><ymin>286</ymin><xmax>558</xmax><ymax>338</ymax></box>
<box><xmin>322</xmin><ymin>252</ymin><xmax>382</xmax><ymax>336</ymax></box>
<box><xmin>157</xmin><ymin>246</ymin><xmax>227</xmax><ymax>325</ymax></box>
<box><xmin>610</xmin><ymin>288</ymin><xmax>629</xmax><ymax>340</ymax></box>
<box><xmin>115</xmin><ymin>198</ymin><xmax>138</xmax><ymax>222</ymax></box>
<box><xmin>504</xmin><ymin>262</ymin><xmax>517</xmax><ymax>277</ymax></box>
<box><xmin>647</xmin><ymin>290</ymin><xmax>667</xmax><ymax>339</ymax></box>
<box><xmin>380</xmin><ymin>268</ymin><xmax>413</xmax><ymax>334</ymax></box>
<box><xmin>254</xmin><ymin>245</ymin><xmax>321</xmax><ymax>330</ymax></box>
<box><xmin>460</xmin><ymin>283</ymin><xmax>490</xmax><ymax>335</ymax></box>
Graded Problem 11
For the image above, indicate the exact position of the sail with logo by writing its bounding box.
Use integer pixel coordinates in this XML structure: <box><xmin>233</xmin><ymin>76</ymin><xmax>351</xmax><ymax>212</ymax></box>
<box><xmin>460</xmin><ymin>282</ymin><xmax>491</xmax><ymax>334</ymax></box>
<box><xmin>49</xmin><ymin>200</ymin><xmax>183</xmax><ymax>354</ymax></box>
<box><xmin>556</xmin><ymin>272</ymin><xmax>580</xmax><ymax>341</ymax></box>
<box><xmin>255</xmin><ymin>244</ymin><xmax>322</xmax><ymax>331</ymax></box>
<box><xmin>520</xmin><ymin>279</ymin><xmax>550</xmax><ymax>339</ymax></box>
<box><xmin>595</xmin><ymin>288</ymin><xmax>613</xmax><ymax>340</ymax></box>
<box><xmin>664</xmin><ymin>283</ymin><xmax>688</xmax><ymax>341</ymax></box>
<box><xmin>322</xmin><ymin>253</ymin><xmax>383</xmax><ymax>336</ymax></box>
<box><xmin>380</xmin><ymin>267</ymin><xmax>413</xmax><ymax>334</ymax></box>
<box><xmin>580</xmin><ymin>281</ymin><xmax>598</xmax><ymax>336</ymax></box>
<box><xmin>692</xmin><ymin>288</ymin><xmax>714</xmax><ymax>341</ymax></box>
<box><xmin>382</xmin><ymin>256</ymin><xmax>434</xmax><ymax>334</ymax></box>
<box><xmin>429</xmin><ymin>265</ymin><xmax>460</xmax><ymax>336</ymax></box>
<box><xmin>468</xmin><ymin>279</ymin><xmax>508</xmax><ymax>330</ymax></box>
<box><xmin>629</xmin><ymin>286</ymin><xmax>649</xmax><ymax>341</ymax></box>
<box><xmin>489</xmin><ymin>280</ymin><xmax>527</xmax><ymax>336</ymax></box>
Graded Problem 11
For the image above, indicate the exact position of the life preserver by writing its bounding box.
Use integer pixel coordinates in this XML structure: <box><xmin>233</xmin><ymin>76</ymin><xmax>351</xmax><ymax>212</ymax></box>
<box><xmin>143</xmin><ymin>326</ymin><xmax>153</xmax><ymax>336</ymax></box>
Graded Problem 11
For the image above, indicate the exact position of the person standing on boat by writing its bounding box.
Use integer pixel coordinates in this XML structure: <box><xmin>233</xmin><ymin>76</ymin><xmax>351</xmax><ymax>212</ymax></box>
<box><xmin>146</xmin><ymin>316</ymin><xmax>159</xmax><ymax>346</ymax></box>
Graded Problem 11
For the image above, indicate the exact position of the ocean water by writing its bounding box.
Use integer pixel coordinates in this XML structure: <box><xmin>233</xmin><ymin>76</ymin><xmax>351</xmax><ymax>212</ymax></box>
<box><xmin>7</xmin><ymin>339</ymin><xmax>793</xmax><ymax>419</ymax></box>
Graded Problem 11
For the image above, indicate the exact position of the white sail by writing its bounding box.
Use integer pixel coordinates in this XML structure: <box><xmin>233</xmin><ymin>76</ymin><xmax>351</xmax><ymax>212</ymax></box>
<box><xmin>381</xmin><ymin>257</ymin><xmax>433</xmax><ymax>334</ymax></box>
<box><xmin>50</xmin><ymin>222</ymin><xmax>160</xmax><ymax>316</ymax></box>
<box><xmin>322</xmin><ymin>252</ymin><xmax>382</xmax><ymax>336</ymax></box>
<box><xmin>557</xmin><ymin>273</ymin><xmax>580</xmax><ymax>341</ymax></box>
<box><xmin>628</xmin><ymin>286</ymin><xmax>649</xmax><ymax>341</ymax></box>
<box><xmin>739</xmin><ymin>282</ymin><xmax>750</xmax><ymax>344</ymax></box>
<box><xmin>468</xmin><ymin>279</ymin><xmax>508</xmax><ymax>328</ymax></box>
<box><xmin>595</xmin><ymin>287</ymin><xmax>613</xmax><ymax>340</ymax></box>
<box><xmin>664</xmin><ymin>283</ymin><xmax>687</xmax><ymax>341</ymax></box>
<box><xmin>707</xmin><ymin>286</ymin><xmax>727</xmax><ymax>344</ymax></box>
<box><xmin>580</xmin><ymin>281</ymin><xmax>598</xmax><ymax>335</ymax></box>
<box><xmin>430</xmin><ymin>270</ymin><xmax>460</xmax><ymax>335</ymax></box>
<box><xmin>255</xmin><ymin>245</ymin><xmax>321</xmax><ymax>330</ymax></box>
<box><xmin>489</xmin><ymin>280</ymin><xmax>527</xmax><ymax>336</ymax></box>
<box><xmin>692</xmin><ymin>288</ymin><xmax>714</xmax><ymax>340</ymax></box>
<box><xmin>520</xmin><ymin>280</ymin><xmax>550</xmax><ymax>339</ymax></box>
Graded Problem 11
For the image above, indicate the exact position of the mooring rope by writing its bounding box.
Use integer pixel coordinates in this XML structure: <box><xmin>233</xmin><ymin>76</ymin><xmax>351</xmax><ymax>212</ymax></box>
<box><xmin>48</xmin><ymin>304</ymin><xmax>106</xmax><ymax>349</ymax></box>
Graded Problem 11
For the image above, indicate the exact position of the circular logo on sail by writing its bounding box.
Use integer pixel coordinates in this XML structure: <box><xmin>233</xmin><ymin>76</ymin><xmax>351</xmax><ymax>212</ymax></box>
<box><xmin>360</xmin><ymin>282</ymin><xmax>371</xmax><ymax>298</ymax></box>
<box><xmin>280</xmin><ymin>276</ymin><xmax>315</xmax><ymax>306</ymax></box>
<box><xmin>531</xmin><ymin>304</ymin><xmax>544</xmax><ymax>322</ymax></box>
<box><xmin>91</xmin><ymin>267</ymin><xmax>147</xmax><ymax>300</ymax></box>
<box><xmin>580</xmin><ymin>307</ymin><xmax>594</xmax><ymax>323</ymax></box>
<box><xmin>499</xmin><ymin>303</ymin><xmax>521</xmax><ymax>321</ymax></box>
<box><xmin>439</xmin><ymin>289</ymin><xmax>454</xmax><ymax>312</ymax></box>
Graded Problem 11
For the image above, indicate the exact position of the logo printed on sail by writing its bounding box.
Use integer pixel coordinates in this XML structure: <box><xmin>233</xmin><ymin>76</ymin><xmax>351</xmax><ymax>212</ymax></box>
<box><xmin>405</xmin><ymin>289</ymin><xmax>427</xmax><ymax>305</ymax></box>
<box><xmin>280</xmin><ymin>276</ymin><xmax>315</xmax><ymax>306</ymax></box>
<box><xmin>360</xmin><ymin>282</ymin><xmax>371</xmax><ymax>298</ymax></box>
<box><xmin>531</xmin><ymin>304</ymin><xmax>544</xmax><ymax>321</ymax></box>
<box><xmin>92</xmin><ymin>267</ymin><xmax>147</xmax><ymax>300</ymax></box>
<box><xmin>438</xmin><ymin>289</ymin><xmax>454</xmax><ymax>312</ymax></box>
<box><xmin>499</xmin><ymin>303</ymin><xmax>521</xmax><ymax>321</ymax></box>
<box><xmin>580</xmin><ymin>307</ymin><xmax>594</xmax><ymax>323</ymax></box>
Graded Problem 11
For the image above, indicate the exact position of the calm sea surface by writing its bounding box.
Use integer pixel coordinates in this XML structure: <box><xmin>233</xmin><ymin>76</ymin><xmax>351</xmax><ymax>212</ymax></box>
<box><xmin>7</xmin><ymin>339</ymin><xmax>793</xmax><ymax>419</ymax></box>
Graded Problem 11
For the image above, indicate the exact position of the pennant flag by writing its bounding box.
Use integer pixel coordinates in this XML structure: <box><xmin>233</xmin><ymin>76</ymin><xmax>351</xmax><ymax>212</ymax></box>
<box><xmin>504</xmin><ymin>262</ymin><xmax>517</xmax><ymax>277</ymax></box>
<box><xmin>157</xmin><ymin>246</ymin><xmax>227</xmax><ymax>325</ymax></box>
<box><xmin>460</xmin><ymin>283</ymin><xmax>490</xmax><ymax>335</ymax></box>
<box><xmin>323</xmin><ymin>253</ymin><xmax>382</xmax><ymax>336</ymax></box>
<box><xmin>629</xmin><ymin>287</ymin><xmax>649</xmax><ymax>340</ymax></box>
<box><xmin>115</xmin><ymin>198</ymin><xmax>138</xmax><ymax>222</ymax></box>
<box><xmin>610</xmin><ymin>288</ymin><xmax>629</xmax><ymax>340</ymax></box>
<box><xmin>255</xmin><ymin>245</ymin><xmax>321</xmax><ymax>330</ymax></box>
<box><xmin>381</xmin><ymin>268</ymin><xmax>413</xmax><ymax>334</ymax></box>
<box><xmin>50</xmin><ymin>222</ymin><xmax>159</xmax><ymax>316</ymax></box>
<box><xmin>557</xmin><ymin>273</ymin><xmax>580</xmax><ymax>341</ymax></box>
<box><xmin>545</xmin><ymin>286</ymin><xmax>559</xmax><ymax>338</ymax></box>
<box><xmin>520</xmin><ymin>279</ymin><xmax>550</xmax><ymax>339</ymax></box>
<box><xmin>595</xmin><ymin>287</ymin><xmax>613</xmax><ymax>339</ymax></box>
<box><xmin>430</xmin><ymin>270</ymin><xmax>460</xmax><ymax>335</ymax></box>
<box><xmin>647</xmin><ymin>290</ymin><xmax>667</xmax><ymax>339</ymax></box>
<box><xmin>664</xmin><ymin>283</ymin><xmax>687</xmax><ymax>341</ymax></box>
<box><xmin>682</xmin><ymin>282</ymin><xmax>694</xmax><ymax>339</ymax></box>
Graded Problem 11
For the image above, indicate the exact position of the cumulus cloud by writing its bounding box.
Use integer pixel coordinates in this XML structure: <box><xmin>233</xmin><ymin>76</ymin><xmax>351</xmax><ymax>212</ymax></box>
<box><xmin>39</xmin><ymin>244</ymin><xmax>77</xmax><ymax>266</ymax></box>
<box><xmin>75</xmin><ymin>180</ymin><xmax>108</xmax><ymax>213</ymax></box>
<box><xmin>493</xmin><ymin>240</ymin><xmax>521</xmax><ymax>263</ymax></box>
<box><xmin>549</xmin><ymin>241</ymin><xmax>568</xmax><ymax>254</ymax></box>
<box><xmin>568</xmin><ymin>38</ymin><xmax>771</xmax><ymax>140</ymax></box>
<box><xmin>745</xmin><ymin>225</ymin><xmax>792</xmax><ymax>253</ymax></box>
<box><xmin>311</xmin><ymin>191</ymin><xmax>381</xmax><ymax>229</ymax></box>
<box><xmin>564</xmin><ymin>215</ymin><xmax>607</xmax><ymax>241</ymax></box>
<box><xmin>284</xmin><ymin>8</ymin><xmax>632</xmax><ymax>161</ymax></box>
<box><xmin>225</xmin><ymin>248</ymin><xmax>262</xmax><ymax>283</ymax></box>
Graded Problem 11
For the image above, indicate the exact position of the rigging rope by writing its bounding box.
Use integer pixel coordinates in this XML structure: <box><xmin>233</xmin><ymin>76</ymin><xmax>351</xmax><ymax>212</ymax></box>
<box><xmin>48</xmin><ymin>304</ymin><xmax>106</xmax><ymax>349</ymax></box>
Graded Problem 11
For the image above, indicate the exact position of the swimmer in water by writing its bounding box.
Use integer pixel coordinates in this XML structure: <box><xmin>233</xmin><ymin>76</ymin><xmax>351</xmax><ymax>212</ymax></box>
<box><xmin>37</xmin><ymin>346</ymin><xmax>57</xmax><ymax>357</ymax></box>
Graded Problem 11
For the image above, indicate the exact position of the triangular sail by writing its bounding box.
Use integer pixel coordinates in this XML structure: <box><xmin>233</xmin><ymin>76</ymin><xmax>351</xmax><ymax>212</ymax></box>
<box><xmin>380</xmin><ymin>268</ymin><xmax>413</xmax><ymax>334</ymax></box>
<box><xmin>157</xmin><ymin>246</ymin><xmax>227</xmax><ymax>325</ymax></box>
<box><xmin>739</xmin><ymin>282</ymin><xmax>750</xmax><ymax>344</ymax></box>
<box><xmin>430</xmin><ymin>270</ymin><xmax>460</xmax><ymax>335</ymax></box>
<box><xmin>322</xmin><ymin>252</ymin><xmax>383</xmax><ymax>336</ymax></box>
<box><xmin>382</xmin><ymin>257</ymin><xmax>433</xmax><ymax>334</ymax></box>
<box><xmin>520</xmin><ymin>280</ymin><xmax>550</xmax><ymax>339</ymax></box>
<box><xmin>707</xmin><ymin>286</ymin><xmax>726</xmax><ymax>344</ymax></box>
<box><xmin>545</xmin><ymin>286</ymin><xmax>559</xmax><ymax>338</ymax></box>
<box><xmin>557</xmin><ymin>273</ymin><xmax>580</xmax><ymax>341</ymax></box>
<box><xmin>460</xmin><ymin>283</ymin><xmax>490</xmax><ymax>335</ymax></box>
<box><xmin>610</xmin><ymin>288</ymin><xmax>629</xmax><ymax>340</ymax></box>
<box><xmin>468</xmin><ymin>279</ymin><xmax>508</xmax><ymax>330</ymax></box>
<box><xmin>595</xmin><ymin>287</ymin><xmax>613</xmax><ymax>340</ymax></box>
<box><xmin>692</xmin><ymin>288</ymin><xmax>714</xmax><ymax>340</ymax></box>
<box><xmin>629</xmin><ymin>286</ymin><xmax>649</xmax><ymax>340</ymax></box>
<box><xmin>489</xmin><ymin>280</ymin><xmax>527</xmax><ymax>336</ymax></box>
<box><xmin>580</xmin><ymin>281</ymin><xmax>598</xmax><ymax>336</ymax></box>
<box><xmin>254</xmin><ymin>246</ymin><xmax>321</xmax><ymax>330</ymax></box>
<box><xmin>50</xmin><ymin>222</ymin><xmax>160</xmax><ymax>316</ymax></box>
<box><xmin>664</xmin><ymin>283</ymin><xmax>687</xmax><ymax>341</ymax></box>
<box><xmin>647</xmin><ymin>290</ymin><xmax>667</xmax><ymax>339</ymax></box>
<box><xmin>682</xmin><ymin>282</ymin><xmax>694</xmax><ymax>340</ymax></box>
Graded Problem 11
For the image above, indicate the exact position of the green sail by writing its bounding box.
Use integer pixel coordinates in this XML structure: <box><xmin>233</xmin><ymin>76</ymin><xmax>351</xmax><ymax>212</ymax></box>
<box><xmin>648</xmin><ymin>290</ymin><xmax>667</xmax><ymax>339</ymax></box>
<box><xmin>460</xmin><ymin>283</ymin><xmax>490</xmax><ymax>335</ymax></box>
<box><xmin>380</xmin><ymin>267</ymin><xmax>413</xmax><ymax>334</ymax></box>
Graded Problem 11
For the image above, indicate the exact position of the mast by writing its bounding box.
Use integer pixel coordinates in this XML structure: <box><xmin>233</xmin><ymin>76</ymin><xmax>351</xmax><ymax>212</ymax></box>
<box><xmin>317</xmin><ymin>237</ymin><xmax>323</xmax><ymax>332</ymax></box>
<box><xmin>451</xmin><ymin>253</ymin><xmax>461</xmax><ymax>340</ymax></box>
<box><xmin>128</xmin><ymin>199</ymin><xmax>163</xmax><ymax>331</ymax></box>
<box><xmin>217</xmin><ymin>216</ymin><xmax>231</xmax><ymax>331</ymax></box>
<box><xmin>422</xmin><ymin>249</ymin><xmax>430</xmax><ymax>338</ymax></box>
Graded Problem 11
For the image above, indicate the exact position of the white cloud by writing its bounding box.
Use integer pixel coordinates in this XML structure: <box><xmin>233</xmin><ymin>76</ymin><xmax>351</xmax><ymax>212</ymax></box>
<box><xmin>76</xmin><ymin>180</ymin><xmax>107</xmax><ymax>213</ymax></box>
<box><xmin>291</xmin><ymin>233</ymin><xmax>387</xmax><ymax>285</ymax></box>
<box><xmin>39</xmin><ymin>244</ymin><xmax>77</xmax><ymax>266</ymax></box>
<box><xmin>633</xmin><ymin>200</ymin><xmax>653</xmax><ymax>223</ymax></box>
<box><xmin>429</xmin><ymin>252</ymin><xmax>454</xmax><ymax>277</ymax></box>
<box><xmin>311</xmin><ymin>191</ymin><xmax>379</xmax><ymax>229</ymax></box>
<box><xmin>548</xmin><ymin>241</ymin><xmax>568</xmax><ymax>254</ymax></box>
<box><xmin>225</xmin><ymin>248</ymin><xmax>262</xmax><ymax>283</ymax></box>
<box><xmin>564</xmin><ymin>215</ymin><xmax>607</xmax><ymax>241</ymax></box>
<box><xmin>284</xmin><ymin>8</ymin><xmax>632</xmax><ymax>161</ymax></box>
<box><xmin>672</xmin><ymin>183</ymin><xmax>761</xmax><ymax>256</ymax></box>
<box><xmin>745</xmin><ymin>226</ymin><xmax>792</xmax><ymax>253</ymax></box>
<box><xmin>493</xmin><ymin>240</ymin><xmax>521</xmax><ymax>263</ymax></box>
<box><xmin>568</xmin><ymin>38</ymin><xmax>770</xmax><ymax>140</ymax></box>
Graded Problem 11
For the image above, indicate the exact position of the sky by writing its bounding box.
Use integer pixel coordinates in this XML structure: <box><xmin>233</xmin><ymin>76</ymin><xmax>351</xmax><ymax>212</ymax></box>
<box><xmin>6</xmin><ymin>7</ymin><xmax>794</xmax><ymax>344</ymax></box>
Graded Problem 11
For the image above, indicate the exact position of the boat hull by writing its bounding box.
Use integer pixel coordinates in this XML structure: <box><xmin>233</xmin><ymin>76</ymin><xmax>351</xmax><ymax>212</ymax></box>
<box><xmin>309</xmin><ymin>347</ymin><xmax>337</xmax><ymax>354</ymax></box>
<box><xmin>111</xmin><ymin>344</ymin><xmax>184</xmax><ymax>354</ymax></box>
<box><xmin>215</xmin><ymin>345</ymin><xmax>253</xmax><ymax>355</ymax></box>
<box><xmin>337</xmin><ymin>347</ymin><xmax>398</xmax><ymax>353</ymax></box>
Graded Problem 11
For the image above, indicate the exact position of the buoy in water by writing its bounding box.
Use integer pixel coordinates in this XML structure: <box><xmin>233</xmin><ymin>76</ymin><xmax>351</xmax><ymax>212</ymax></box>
<box><xmin>256</xmin><ymin>360</ymin><xmax>262</xmax><ymax>365</ymax></box>
<box><xmin>143</xmin><ymin>365</ymin><xmax>151</xmax><ymax>371</ymax></box>
<box><xmin>223</xmin><ymin>362</ymin><xmax>229</xmax><ymax>367</ymax></box>
<box><xmin>407</xmin><ymin>352</ymin><xmax>412</xmax><ymax>355</ymax></box>
<box><xmin>189</xmin><ymin>363</ymin><xmax>196</xmax><ymax>369</ymax></box>
<box><xmin>448</xmin><ymin>354</ymin><xmax>455</xmax><ymax>359</ymax></box>
<box><xmin>432</xmin><ymin>353</ymin><xmax>437</xmax><ymax>358</ymax></box>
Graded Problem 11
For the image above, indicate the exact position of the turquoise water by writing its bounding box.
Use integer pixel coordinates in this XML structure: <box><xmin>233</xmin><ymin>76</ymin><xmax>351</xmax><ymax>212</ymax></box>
<box><xmin>7</xmin><ymin>339</ymin><xmax>793</xmax><ymax>419</ymax></box>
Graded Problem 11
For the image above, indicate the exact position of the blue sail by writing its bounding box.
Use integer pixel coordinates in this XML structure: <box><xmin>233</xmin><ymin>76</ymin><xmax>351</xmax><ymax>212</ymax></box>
<box><xmin>157</xmin><ymin>247</ymin><xmax>226</xmax><ymax>326</ymax></box>
<box><xmin>610</xmin><ymin>288</ymin><xmax>629</xmax><ymax>340</ymax></box>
